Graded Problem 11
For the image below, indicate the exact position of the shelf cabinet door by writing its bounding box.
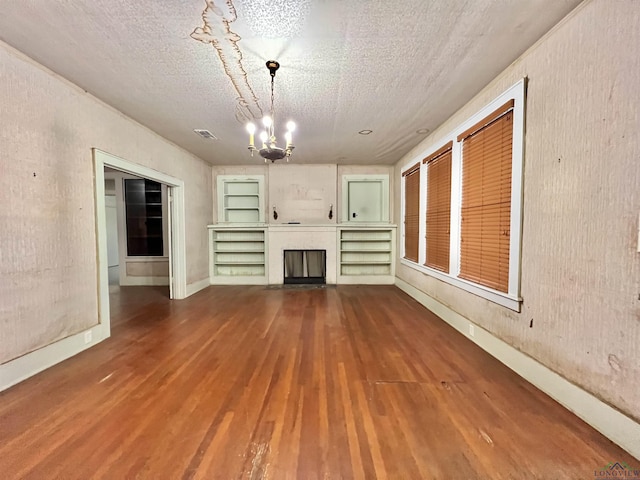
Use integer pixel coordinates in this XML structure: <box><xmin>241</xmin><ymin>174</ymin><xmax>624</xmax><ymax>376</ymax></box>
<box><xmin>341</xmin><ymin>174</ymin><xmax>390</xmax><ymax>223</ymax></box>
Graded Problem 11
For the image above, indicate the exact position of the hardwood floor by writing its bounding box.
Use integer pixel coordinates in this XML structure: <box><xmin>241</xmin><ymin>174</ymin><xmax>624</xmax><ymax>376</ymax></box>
<box><xmin>0</xmin><ymin>285</ymin><xmax>636</xmax><ymax>479</ymax></box>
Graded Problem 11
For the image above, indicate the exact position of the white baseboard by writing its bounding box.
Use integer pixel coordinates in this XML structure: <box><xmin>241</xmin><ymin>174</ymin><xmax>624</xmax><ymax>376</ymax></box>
<box><xmin>185</xmin><ymin>277</ymin><xmax>211</xmax><ymax>297</ymax></box>
<box><xmin>0</xmin><ymin>323</ymin><xmax>108</xmax><ymax>393</ymax></box>
<box><xmin>120</xmin><ymin>276</ymin><xmax>170</xmax><ymax>286</ymax></box>
<box><xmin>210</xmin><ymin>276</ymin><xmax>268</xmax><ymax>285</ymax></box>
<box><xmin>337</xmin><ymin>275</ymin><xmax>396</xmax><ymax>285</ymax></box>
<box><xmin>395</xmin><ymin>277</ymin><xmax>640</xmax><ymax>460</ymax></box>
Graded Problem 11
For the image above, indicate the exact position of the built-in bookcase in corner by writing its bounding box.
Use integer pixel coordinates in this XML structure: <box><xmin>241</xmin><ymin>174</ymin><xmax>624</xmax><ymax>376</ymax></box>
<box><xmin>216</xmin><ymin>175</ymin><xmax>265</xmax><ymax>223</ymax></box>
<box><xmin>338</xmin><ymin>226</ymin><xmax>396</xmax><ymax>284</ymax></box>
<box><xmin>208</xmin><ymin>226</ymin><xmax>268</xmax><ymax>284</ymax></box>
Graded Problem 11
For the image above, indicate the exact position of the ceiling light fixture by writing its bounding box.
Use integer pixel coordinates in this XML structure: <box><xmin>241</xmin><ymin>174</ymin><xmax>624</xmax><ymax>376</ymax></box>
<box><xmin>358</xmin><ymin>129</ymin><xmax>373</xmax><ymax>135</ymax></box>
<box><xmin>246</xmin><ymin>60</ymin><xmax>295</xmax><ymax>163</ymax></box>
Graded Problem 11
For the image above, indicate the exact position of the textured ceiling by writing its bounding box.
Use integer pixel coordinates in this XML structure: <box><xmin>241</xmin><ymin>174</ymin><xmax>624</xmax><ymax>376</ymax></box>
<box><xmin>0</xmin><ymin>0</ymin><xmax>582</xmax><ymax>165</ymax></box>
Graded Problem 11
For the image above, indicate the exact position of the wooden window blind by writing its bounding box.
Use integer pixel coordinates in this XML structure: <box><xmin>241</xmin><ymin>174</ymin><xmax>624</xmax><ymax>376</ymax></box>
<box><xmin>459</xmin><ymin>102</ymin><xmax>514</xmax><ymax>293</ymax></box>
<box><xmin>423</xmin><ymin>143</ymin><xmax>452</xmax><ymax>273</ymax></box>
<box><xmin>402</xmin><ymin>163</ymin><xmax>420</xmax><ymax>262</ymax></box>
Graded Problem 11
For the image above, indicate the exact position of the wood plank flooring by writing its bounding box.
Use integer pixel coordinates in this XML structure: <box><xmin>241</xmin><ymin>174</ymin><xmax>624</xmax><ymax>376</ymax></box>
<box><xmin>0</xmin><ymin>285</ymin><xmax>636</xmax><ymax>479</ymax></box>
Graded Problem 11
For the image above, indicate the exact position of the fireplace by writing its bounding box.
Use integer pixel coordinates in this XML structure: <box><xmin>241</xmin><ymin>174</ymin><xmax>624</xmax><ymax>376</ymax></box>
<box><xmin>283</xmin><ymin>250</ymin><xmax>326</xmax><ymax>284</ymax></box>
<box><xmin>268</xmin><ymin>225</ymin><xmax>336</xmax><ymax>285</ymax></box>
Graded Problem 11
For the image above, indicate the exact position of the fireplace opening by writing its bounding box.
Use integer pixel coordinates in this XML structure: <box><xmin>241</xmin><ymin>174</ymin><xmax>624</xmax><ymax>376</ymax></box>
<box><xmin>283</xmin><ymin>250</ymin><xmax>326</xmax><ymax>284</ymax></box>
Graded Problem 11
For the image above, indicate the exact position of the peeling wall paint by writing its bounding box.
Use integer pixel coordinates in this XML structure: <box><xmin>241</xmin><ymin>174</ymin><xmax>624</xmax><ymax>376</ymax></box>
<box><xmin>191</xmin><ymin>0</ymin><xmax>263</xmax><ymax>123</ymax></box>
<box><xmin>394</xmin><ymin>0</ymin><xmax>640</xmax><ymax>422</ymax></box>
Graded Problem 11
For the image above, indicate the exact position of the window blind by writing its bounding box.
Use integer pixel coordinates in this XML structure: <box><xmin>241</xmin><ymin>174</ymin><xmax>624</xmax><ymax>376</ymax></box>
<box><xmin>402</xmin><ymin>163</ymin><xmax>420</xmax><ymax>262</ymax></box>
<box><xmin>459</xmin><ymin>102</ymin><xmax>514</xmax><ymax>293</ymax></box>
<box><xmin>423</xmin><ymin>142</ymin><xmax>452</xmax><ymax>273</ymax></box>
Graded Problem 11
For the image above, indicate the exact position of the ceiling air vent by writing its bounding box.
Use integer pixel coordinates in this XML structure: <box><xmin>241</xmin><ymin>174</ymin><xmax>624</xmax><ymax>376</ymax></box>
<box><xmin>194</xmin><ymin>129</ymin><xmax>217</xmax><ymax>140</ymax></box>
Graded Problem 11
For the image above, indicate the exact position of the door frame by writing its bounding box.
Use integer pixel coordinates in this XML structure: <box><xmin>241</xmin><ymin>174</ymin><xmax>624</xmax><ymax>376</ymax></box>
<box><xmin>93</xmin><ymin>149</ymin><xmax>187</xmax><ymax>337</ymax></box>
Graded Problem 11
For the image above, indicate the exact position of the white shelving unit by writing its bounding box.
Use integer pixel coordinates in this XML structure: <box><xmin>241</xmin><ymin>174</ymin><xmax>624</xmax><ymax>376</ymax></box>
<box><xmin>216</xmin><ymin>175</ymin><xmax>265</xmax><ymax>223</ymax></box>
<box><xmin>208</xmin><ymin>224</ymin><xmax>396</xmax><ymax>285</ymax></box>
<box><xmin>338</xmin><ymin>226</ymin><xmax>396</xmax><ymax>284</ymax></box>
<box><xmin>208</xmin><ymin>226</ymin><xmax>268</xmax><ymax>284</ymax></box>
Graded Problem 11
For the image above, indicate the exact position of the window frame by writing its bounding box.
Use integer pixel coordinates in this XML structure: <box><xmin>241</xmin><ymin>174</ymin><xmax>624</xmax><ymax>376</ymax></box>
<box><xmin>399</xmin><ymin>79</ymin><xmax>525</xmax><ymax>311</ymax></box>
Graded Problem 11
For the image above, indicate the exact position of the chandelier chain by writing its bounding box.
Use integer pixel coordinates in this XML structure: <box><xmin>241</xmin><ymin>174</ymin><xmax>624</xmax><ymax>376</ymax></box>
<box><xmin>270</xmin><ymin>76</ymin><xmax>275</xmax><ymax>138</ymax></box>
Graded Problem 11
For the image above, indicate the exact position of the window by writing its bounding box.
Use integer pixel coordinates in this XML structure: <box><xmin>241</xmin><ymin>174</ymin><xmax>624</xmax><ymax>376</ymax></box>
<box><xmin>399</xmin><ymin>79</ymin><xmax>525</xmax><ymax>311</ymax></box>
<box><xmin>423</xmin><ymin>142</ymin><xmax>453</xmax><ymax>273</ymax></box>
<box><xmin>402</xmin><ymin>163</ymin><xmax>420</xmax><ymax>262</ymax></box>
<box><xmin>458</xmin><ymin>101</ymin><xmax>513</xmax><ymax>292</ymax></box>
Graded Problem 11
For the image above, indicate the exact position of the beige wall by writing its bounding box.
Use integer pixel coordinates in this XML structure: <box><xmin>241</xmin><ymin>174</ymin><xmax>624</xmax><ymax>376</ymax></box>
<box><xmin>0</xmin><ymin>41</ymin><xmax>212</xmax><ymax>364</ymax></box>
<box><xmin>394</xmin><ymin>0</ymin><xmax>640</xmax><ymax>422</ymax></box>
<box><xmin>126</xmin><ymin>261</ymin><xmax>170</xmax><ymax>277</ymax></box>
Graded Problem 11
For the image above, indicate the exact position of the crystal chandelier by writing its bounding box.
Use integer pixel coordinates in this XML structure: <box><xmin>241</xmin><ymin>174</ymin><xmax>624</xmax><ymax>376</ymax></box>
<box><xmin>246</xmin><ymin>60</ymin><xmax>295</xmax><ymax>162</ymax></box>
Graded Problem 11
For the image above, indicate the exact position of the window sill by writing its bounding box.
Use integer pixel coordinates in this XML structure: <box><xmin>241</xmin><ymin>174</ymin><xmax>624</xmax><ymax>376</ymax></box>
<box><xmin>399</xmin><ymin>258</ymin><xmax>522</xmax><ymax>312</ymax></box>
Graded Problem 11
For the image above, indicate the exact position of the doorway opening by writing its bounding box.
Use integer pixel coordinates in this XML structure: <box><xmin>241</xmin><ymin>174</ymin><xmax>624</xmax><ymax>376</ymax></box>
<box><xmin>93</xmin><ymin>149</ymin><xmax>187</xmax><ymax>339</ymax></box>
<box><xmin>104</xmin><ymin>171</ymin><xmax>171</xmax><ymax>290</ymax></box>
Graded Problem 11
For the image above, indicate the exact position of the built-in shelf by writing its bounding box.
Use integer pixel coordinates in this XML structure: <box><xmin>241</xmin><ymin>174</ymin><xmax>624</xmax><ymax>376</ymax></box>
<box><xmin>340</xmin><ymin>249</ymin><xmax>390</xmax><ymax>252</ymax></box>
<box><xmin>340</xmin><ymin>260</ymin><xmax>391</xmax><ymax>264</ymax></box>
<box><xmin>209</xmin><ymin>226</ymin><xmax>268</xmax><ymax>284</ymax></box>
<box><xmin>217</xmin><ymin>175</ymin><xmax>265</xmax><ymax>223</ymax></box>
<box><xmin>338</xmin><ymin>227</ymin><xmax>396</xmax><ymax>282</ymax></box>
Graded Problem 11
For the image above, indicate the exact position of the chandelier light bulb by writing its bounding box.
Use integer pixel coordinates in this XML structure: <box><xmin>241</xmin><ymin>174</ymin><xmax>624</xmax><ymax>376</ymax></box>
<box><xmin>262</xmin><ymin>116</ymin><xmax>272</xmax><ymax>128</ymax></box>
<box><xmin>246</xmin><ymin>122</ymin><xmax>256</xmax><ymax>148</ymax></box>
<box><xmin>259</xmin><ymin>131</ymin><xmax>268</xmax><ymax>145</ymax></box>
<box><xmin>286</xmin><ymin>121</ymin><xmax>296</xmax><ymax>132</ymax></box>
